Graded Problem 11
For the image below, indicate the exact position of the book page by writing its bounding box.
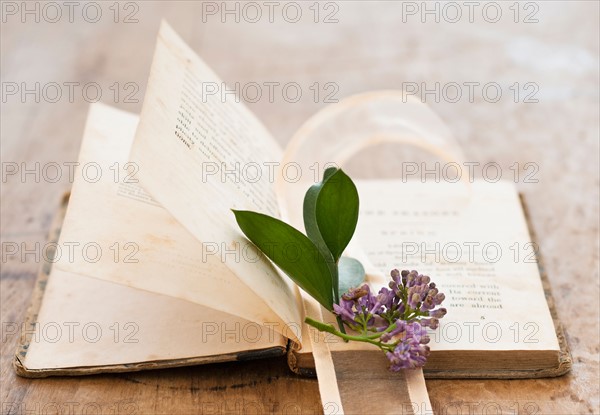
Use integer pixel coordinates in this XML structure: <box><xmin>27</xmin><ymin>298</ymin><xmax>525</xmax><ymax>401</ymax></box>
<box><xmin>354</xmin><ymin>180</ymin><xmax>560</xmax><ymax>352</ymax></box>
<box><xmin>128</xmin><ymin>22</ymin><xmax>304</xmax><ymax>343</ymax></box>
<box><xmin>54</xmin><ymin>103</ymin><xmax>299</xmax><ymax>343</ymax></box>
<box><xmin>24</xmin><ymin>269</ymin><xmax>286</xmax><ymax>370</ymax></box>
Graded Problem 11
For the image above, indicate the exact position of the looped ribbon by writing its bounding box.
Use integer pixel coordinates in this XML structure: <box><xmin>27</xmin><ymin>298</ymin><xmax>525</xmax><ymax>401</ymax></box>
<box><xmin>276</xmin><ymin>91</ymin><xmax>465</xmax><ymax>414</ymax></box>
<box><xmin>276</xmin><ymin>90</ymin><xmax>469</xmax><ymax>224</ymax></box>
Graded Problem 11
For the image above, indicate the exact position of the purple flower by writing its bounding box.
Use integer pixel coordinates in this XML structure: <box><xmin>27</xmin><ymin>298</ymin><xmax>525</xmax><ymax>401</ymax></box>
<box><xmin>386</xmin><ymin>322</ymin><xmax>431</xmax><ymax>371</ymax></box>
<box><xmin>341</xmin><ymin>285</ymin><xmax>369</xmax><ymax>302</ymax></box>
<box><xmin>420</xmin><ymin>318</ymin><xmax>440</xmax><ymax>329</ymax></box>
<box><xmin>428</xmin><ymin>307</ymin><xmax>447</xmax><ymax>319</ymax></box>
<box><xmin>333</xmin><ymin>302</ymin><xmax>355</xmax><ymax>324</ymax></box>
<box><xmin>377</xmin><ymin>287</ymin><xmax>394</xmax><ymax>310</ymax></box>
<box><xmin>380</xmin><ymin>319</ymin><xmax>408</xmax><ymax>343</ymax></box>
<box><xmin>335</xmin><ymin>284</ymin><xmax>381</xmax><ymax>328</ymax></box>
<box><xmin>330</xmin><ymin>268</ymin><xmax>447</xmax><ymax>372</ymax></box>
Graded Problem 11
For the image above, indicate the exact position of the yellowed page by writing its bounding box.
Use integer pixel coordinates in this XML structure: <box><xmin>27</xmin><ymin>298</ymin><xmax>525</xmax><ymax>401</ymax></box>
<box><xmin>129</xmin><ymin>22</ymin><xmax>302</xmax><ymax>342</ymax></box>
<box><xmin>24</xmin><ymin>269</ymin><xmax>286</xmax><ymax>370</ymax></box>
<box><xmin>354</xmin><ymin>180</ymin><xmax>560</xmax><ymax>352</ymax></box>
<box><xmin>54</xmin><ymin>103</ymin><xmax>299</xmax><ymax>343</ymax></box>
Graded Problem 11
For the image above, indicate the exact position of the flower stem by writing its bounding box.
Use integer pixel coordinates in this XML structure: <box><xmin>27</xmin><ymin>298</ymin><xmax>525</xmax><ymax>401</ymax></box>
<box><xmin>364</xmin><ymin>321</ymin><xmax>398</xmax><ymax>339</ymax></box>
<box><xmin>305</xmin><ymin>317</ymin><xmax>389</xmax><ymax>349</ymax></box>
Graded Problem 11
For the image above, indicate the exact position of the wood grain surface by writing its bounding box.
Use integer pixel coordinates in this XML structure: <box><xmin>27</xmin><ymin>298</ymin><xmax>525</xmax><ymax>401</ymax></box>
<box><xmin>1</xmin><ymin>2</ymin><xmax>598</xmax><ymax>414</ymax></box>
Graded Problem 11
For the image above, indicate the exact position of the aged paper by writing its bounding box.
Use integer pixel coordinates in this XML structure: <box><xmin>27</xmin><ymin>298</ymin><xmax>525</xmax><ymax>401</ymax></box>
<box><xmin>24</xmin><ymin>269</ymin><xmax>286</xmax><ymax>369</ymax></box>
<box><xmin>129</xmin><ymin>22</ymin><xmax>303</xmax><ymax>343</ymax></box>
<box><xmin>354</xmin><ymin>180</ymin><xmax>560</xmax><ymax>352</ymax></box>
<box><xmin>54</xmin><ymin>103</ymin><xmax>299</xmax><ymax>343</ymax></box>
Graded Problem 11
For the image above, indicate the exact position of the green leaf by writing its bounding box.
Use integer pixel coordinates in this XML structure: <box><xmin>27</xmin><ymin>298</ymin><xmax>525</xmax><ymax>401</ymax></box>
<box><xmin>303</xmin><ymin>167</ymin><xmax>340</xmax><ymax>299</ymax></box>
<box><xmin>232</xmin><ymin>210</ymin><xmax>334</xmax><ymax>310</ymax></box>
<box><xmin>306</xmin><ymin>168</ymin><xmax>360</xmax><ymax>263</ymax></box>
<box><xmin>338</xmin><ymin>257</ymin><xmax>366</xmax><ymax>298</ymax></box>
<box><xmin>316</xmin><ymin>169</ymin><xmax>359</xmax><ymax>261</ymax></box>
<box><xmin>303</xmin><ymin>167</ymin><xmax>338</xmax><ymax>248</ymax></box>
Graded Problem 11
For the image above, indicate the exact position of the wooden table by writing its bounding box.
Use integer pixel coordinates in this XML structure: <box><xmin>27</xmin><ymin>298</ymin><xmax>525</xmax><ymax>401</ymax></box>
<box><xmin>1</xmin><ymin>2</ymin><xmax>598</xmax><ymax>413</ymax></box>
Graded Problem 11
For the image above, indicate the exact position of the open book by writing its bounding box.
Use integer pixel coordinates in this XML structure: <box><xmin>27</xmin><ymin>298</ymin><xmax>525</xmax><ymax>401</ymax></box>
<box><xmin>15</xmin><ymin>23</ymin><xmax>570</xmax><ymax>391</ymax></box>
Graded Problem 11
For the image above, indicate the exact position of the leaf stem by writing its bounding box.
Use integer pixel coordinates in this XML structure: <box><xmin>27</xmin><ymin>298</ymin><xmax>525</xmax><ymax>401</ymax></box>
<box><xmin>335</xmin><ymin>315</ymin><xmax>347</xmax><ymax>336</ymax></box>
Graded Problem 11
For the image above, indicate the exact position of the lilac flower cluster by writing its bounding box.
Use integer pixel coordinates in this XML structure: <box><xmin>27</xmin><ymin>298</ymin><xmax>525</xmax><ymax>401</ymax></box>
<box><xmin>332</xmin><ymin>269</ymin><xmax>446</xmax><ymax>371</ymax></box>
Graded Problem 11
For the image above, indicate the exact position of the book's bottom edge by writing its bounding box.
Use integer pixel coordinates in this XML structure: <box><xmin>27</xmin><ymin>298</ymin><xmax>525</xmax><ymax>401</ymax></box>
<box><xmin>423</xmin><ymin>364</ymin><xmax>572</xmax><ymax>379</ymax></box>
<box><xmin>14</xmin><ymin>346</ymin><xmax>286</xmax><ymax>378</ymax></box>
<box><xmin>286</xmin><ymin>348</ymin><xmax>572</xmax><ymax>379</ymax></box>
<box><xmin>283</xmin><ymin>365</ymin><xmax>572</xmax><ymax>380</ymax></box>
